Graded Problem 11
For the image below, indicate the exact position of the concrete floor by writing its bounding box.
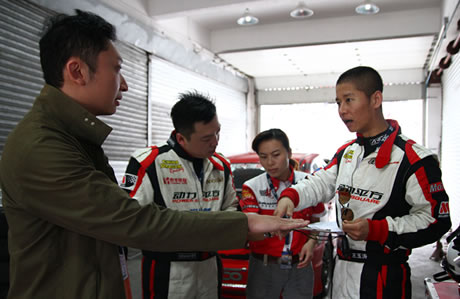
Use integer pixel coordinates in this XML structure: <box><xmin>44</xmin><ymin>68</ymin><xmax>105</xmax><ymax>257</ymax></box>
<box><xmin>126</xmin><ymin>240</ymin><xmax>447</xmax><ymax>299</ymax></box>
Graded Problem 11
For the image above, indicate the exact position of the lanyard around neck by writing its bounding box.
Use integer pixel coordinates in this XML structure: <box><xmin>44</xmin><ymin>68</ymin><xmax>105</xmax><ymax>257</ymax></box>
<box><xmin>266</xmin><ymin>172</ymin><xmax>294</xmax><ymax>201</ymax></box>
<box><xmin>266</xmin><ymin>172</ymin><xmax>294</xmax><ymax>247</ymax></box>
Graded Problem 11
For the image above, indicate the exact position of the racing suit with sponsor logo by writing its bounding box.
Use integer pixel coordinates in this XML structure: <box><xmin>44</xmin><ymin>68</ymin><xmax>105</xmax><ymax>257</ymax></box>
<box><xmin>280</xmin><ymin>120</ymin><xmax>451</xmax><ymax>299</ymax></box>
<box><xmin>121</xmin><ymin>132</ymin><xmax>237</xmax><ymax>299</ymax></box>
<box><xmin>240</xmin><ymin>168</ymin><xmax>326</xmax><ymax>299</ymax></box>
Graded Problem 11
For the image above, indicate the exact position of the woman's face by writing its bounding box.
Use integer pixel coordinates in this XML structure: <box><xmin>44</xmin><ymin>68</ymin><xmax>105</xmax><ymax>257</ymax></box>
<box><xmin>257</xmin><ymin>139</ymin><xmax>291</xmax><ymax>180</ymax></box>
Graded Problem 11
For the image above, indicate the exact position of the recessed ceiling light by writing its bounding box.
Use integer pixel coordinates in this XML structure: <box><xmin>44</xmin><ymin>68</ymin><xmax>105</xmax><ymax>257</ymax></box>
<box><xmin>237</xmin><ymin>8</ymin><xmax>259</xmax><ymax>26</ymax></box>
<box><xmin>355</xmin><ymin>1</ymin><xmax>380</xmax><ymax>15</ymax></box>
<box><xmin>290</xmin><ymin>2</ymin><xmax>314</xmax><ymax>19</ymax></box>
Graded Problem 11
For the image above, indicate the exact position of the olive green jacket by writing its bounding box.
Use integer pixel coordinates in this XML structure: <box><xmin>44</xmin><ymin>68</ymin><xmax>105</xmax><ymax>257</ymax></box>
<box><xmin>0</xmin><ymin>85</ymin><xmax>248</xmax><ymax>299</ymax></box>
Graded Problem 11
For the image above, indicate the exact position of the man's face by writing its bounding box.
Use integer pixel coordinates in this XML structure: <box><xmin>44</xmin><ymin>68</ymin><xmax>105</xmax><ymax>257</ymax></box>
<box><xmin>179</xmin><ymin>115</ymin><xmax>221</xmax><ymax>159</ymax></box>
<box><xmin>335</xmin><ymin>82</ymin><xmax>378</xmax><ymax>137</ymax></box>
<box><xmin>84</xmin><ymin>41</ymin><xmax>128</xmax><ymax>116</ymax></box>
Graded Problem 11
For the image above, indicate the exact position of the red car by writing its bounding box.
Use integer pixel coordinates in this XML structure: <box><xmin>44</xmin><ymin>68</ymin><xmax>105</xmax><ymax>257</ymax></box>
<box><xmin>219</xmin><ymin>152</ymin><xmax>334</xmax><ymax>299</ymax></box>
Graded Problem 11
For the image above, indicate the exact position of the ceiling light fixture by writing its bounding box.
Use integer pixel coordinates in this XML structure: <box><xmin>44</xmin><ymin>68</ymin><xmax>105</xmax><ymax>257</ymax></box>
<box><xmin>355</xmin><ymin>0</ymin><xmax>380</xmax><ymax>15</ymax></box>
<box><xmin>290</xmin><ymin>2</ymin><xmax>314</xmax><ymax>19</ymax></box>
<box><xmin>237</xmin><ymin>8</ymin><xmax>259</xmax><ymax>26</ymax></box>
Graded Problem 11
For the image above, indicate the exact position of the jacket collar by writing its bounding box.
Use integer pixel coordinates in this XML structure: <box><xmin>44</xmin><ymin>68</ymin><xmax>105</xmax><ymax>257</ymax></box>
<box><xmin>35</xmin><ymin>84</ymin><xmax>112</xmax><ymax>146</ymax></box>
<box><xmin>167</xmin><ymin>131</ymin><xmax>203</xmax><ymax>163</ymax></box>
<box><xmin>267</xmin><ymin>165</ymin><xmax>295</xmax><ymax>189</ymax></box>
<box><xmin>356</xmin><ymin>119</ymin><xmax>400</xmax><ymax>169</ymax></box>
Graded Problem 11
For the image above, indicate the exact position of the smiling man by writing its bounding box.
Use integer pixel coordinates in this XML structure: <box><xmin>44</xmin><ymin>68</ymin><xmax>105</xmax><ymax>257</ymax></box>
<box><xmin>121</xmin><ymin>91</ymin><xmax>237</xmax><ymax>299</ymax></box>
<box><xmin>274</xmin><ymin>66</ymin><xmax>451</xmax><ymax>298</ymax></box>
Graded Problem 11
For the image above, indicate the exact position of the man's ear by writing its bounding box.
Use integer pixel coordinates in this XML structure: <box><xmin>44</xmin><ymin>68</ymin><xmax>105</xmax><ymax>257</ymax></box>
<box><xmin>64</xmin><ymin>57</ymin><xmax>89</xmax><ymax>86</ymax></box>
<box><xmin>175</xmin><ymin>132</ymin><xmax>187</xmax><ymax>147</ymax></box>
<box><xmin>371</xmin><ymin>90</ymin><xmax>383</xmax><ymax>109</ymax></box>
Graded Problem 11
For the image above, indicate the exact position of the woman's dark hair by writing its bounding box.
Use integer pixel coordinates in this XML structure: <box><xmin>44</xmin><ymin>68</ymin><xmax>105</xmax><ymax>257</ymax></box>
<box><xmin>252</xmin><ymin>129</ymin><xmax>297</xmax><ymax>168</ymax></box>
<box><xmin>252</xmin><ymin>128</ymin><xmax>290</xmax><ymax>153</ymax></box>
<box><xmin>336</xmin><ymin>66</ymin><xmax>383</xmax><ymax>97</ymax></box>
<box><xmin>39</xmin><ymin>10</ymin><xmax>116</xmax><ymax>88</ymax></box>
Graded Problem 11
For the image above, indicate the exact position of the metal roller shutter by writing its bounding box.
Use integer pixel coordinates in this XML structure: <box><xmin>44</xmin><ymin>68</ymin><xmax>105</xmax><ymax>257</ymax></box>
<box><xmin>0</xmin><ymin>0</ymin><xmax>149</xmax><ymax>183</ymax></box>
<box><xmin>0</xmin><ymin>0</ymin><xmax>51</xmax><ymax>156</ymax></box>
<box><xmin>150</xmin><ymin>57</ymin><xmax>247</xmax><ymax>156</ymax></box>
<box><xmin>440</xmin><ymin>54</ymin><xmax>460</xmax><ymax>228</ymax></box>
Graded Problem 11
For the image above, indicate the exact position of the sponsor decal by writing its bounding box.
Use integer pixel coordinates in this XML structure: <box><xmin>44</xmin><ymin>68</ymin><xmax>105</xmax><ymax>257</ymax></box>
<box><xmin>337</xmin><ymin>183</ymin><xmax>383</xmax><ymax>204</ymax></box>
<box><xmin>172</xmin><ymin>192</ymin><xmax>197</xmax><ymax>200</ymax></box>
<box><xmin>241</xmin><ymin>189</ymin><xmax>252</xmax><ymax>199</ymax></box>
<box><xmin>120</xmin><ymin>173</ymin><xmax>138</xmax><ymax>190</ymax></box>
<box><xmin>370</xmin><ymin>133</ymin><xmax>389</xmax><ymax>146</ymax></box>
<box><xmin>203</xmin><ymin>190</ymin><xmax>220</xmax><ymax>202</ymax></box>
<box><xmin>259</xmin><ymin>188</ymin><xmax>272</xmax><ymax>197</ymax></box>
<box><xmin>258</xmin><ymin>201</ymin><xmax>277</xmax><ymax>209</ymax></box>
<box><xmin>369</xmin><ymin>158</ymin><xmax>398</xmax><ymax>165</ymax></box>
<box><xmin>203</xmin><ymin>190</ymin><xmax>220</xmax><ymax>198</ymax></box>
<box><xmin>171</xmin><ymin>191</ymin><xmax>220</xmax><ymax>203</ymax></box>
<box><xmin>429</xmin><ymin>182</ymin><xmax>445</xmax><ymax>193</ymax></box>
<box><xmin>160</xmin><ymin>160</ymin><xmax>184</xmax><ymax>173</ymax></box>
<box><xmin>343</xmin><ymin>150</ymin><xmax>354</xmax><ymax>162</ymax></box>
<box><xmin>206</xmin><ymin>177</ymin><xmax>223</xmax><ymax>184</ymax></box>
<box><xmin>439</xmin><ymin>201</ymin><xmax>450</xmax><ymax>215</ymax></box>
<box><xmin>163</xmin><ymin>177</ymin><xmax>187</xmax><ymax>184</ymax></box>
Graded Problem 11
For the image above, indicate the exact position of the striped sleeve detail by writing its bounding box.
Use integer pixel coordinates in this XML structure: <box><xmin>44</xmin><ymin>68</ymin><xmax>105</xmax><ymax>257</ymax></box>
<box><xmin>413</xmin><ymin>167</ymin><xmax>438</xmax><ymax>219</ymax></box>
<box><xmin>212</xmin><ymin>152</ymin><xmax>231</xmax><ymax>172</ymax></box>
<box><xmin>239</xmin><ymin>184</ymin><xmax>260</xmax><ymax>213</ymax></box>
<box><xmin>405</xmin><ymin>139</ymin><xmax>421</xmax><ymax>165</ymax></box>
<box><xmin>367</xmin><ymin>218</ymin><xmax>389</xmax><ymax>245</ymax></box>
<box><xmin>130</xmin><ymin>147</ymin><xmax>159</xmax><ymax>197</ymax></box>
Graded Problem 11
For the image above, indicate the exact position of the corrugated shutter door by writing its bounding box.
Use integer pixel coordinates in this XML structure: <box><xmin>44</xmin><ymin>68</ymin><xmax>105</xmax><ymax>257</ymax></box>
<box><xmin>150</xmin><ymin>57</ymin><xmax>247</xmax><ymax>156</ymax></box>
<box><xmin>0</xmin><ymin>0</ymin><xmax>52</xmax><ymax>156</ymax></box>
<box><xmin>99</xmin><ymin>41</ymin><xmax>149</xmax><ymax>162</ymax></box>
<box><xmin>441</xmin><ymin>54</ymin><xmax>460</xmax><ymax>227</ymax></box>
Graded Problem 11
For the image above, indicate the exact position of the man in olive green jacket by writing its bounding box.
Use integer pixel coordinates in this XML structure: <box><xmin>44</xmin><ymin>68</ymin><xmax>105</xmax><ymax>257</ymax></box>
<box><xmin>0</xmin><ymin>10</ymin><xmax>307</xmax><ymax>299</ymax></box>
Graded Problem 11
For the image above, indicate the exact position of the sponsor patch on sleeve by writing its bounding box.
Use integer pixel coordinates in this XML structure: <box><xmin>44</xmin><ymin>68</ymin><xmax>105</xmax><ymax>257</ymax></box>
<box><xmin>120</xmin><ymin>173</ymin><xmax>138</xmax><ymax>191</ymax></box>
<box><xmin>429</xmin><ymin>182</ymin><xmax>445</xmax><ymax>193</ymax></box>
<box><xmin>241</xmin><ymin>188</ymin><xmax>252</xmax><ymax>200</ymax></box>
<box><xmin>438</xmin><ymin>201</ymin><xmax>450</xmax><ymax>216</ymax></box>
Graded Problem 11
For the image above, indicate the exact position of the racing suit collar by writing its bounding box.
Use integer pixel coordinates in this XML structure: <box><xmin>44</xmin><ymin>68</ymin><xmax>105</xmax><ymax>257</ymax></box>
<box><xmin>167</xmin><ymin>131</ymin><xmax>203</xmax><ymax>163</ymax></box>
<box><xmin>267</xmin><ymin>165</ymin><xmax>295</xmax><ymax>190</ymax></box>
<box><xmin>168</xmin><ymin>131</ymin><xmax>205</xmax><ymax>179</ymax></box>
<box><xmin>356</xmin><ymin>119</ymin><xmax>400</xmax><ymax>169</ymax></box>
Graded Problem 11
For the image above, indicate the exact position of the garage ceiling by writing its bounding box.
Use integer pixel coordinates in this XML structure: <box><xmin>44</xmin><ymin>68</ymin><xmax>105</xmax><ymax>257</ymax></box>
<box><xmin>106</xmin><ymin>0</ymin><xmax>456</xmax><ymax>87</ymax></box>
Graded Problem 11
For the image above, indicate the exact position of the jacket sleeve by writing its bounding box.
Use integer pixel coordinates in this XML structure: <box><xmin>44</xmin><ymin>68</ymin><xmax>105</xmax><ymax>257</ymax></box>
<box><xmin>239</xmin><ymin>184</ymin><xmax>260</xmax><ymax>214</ymax></box>
<box><xmin>221</xmin><ymin>160</ymin><xmax>238</xmax><ymax>211</ymax></box>
<box><xmin>281</xmin><ymin>155</ymin><xmax>338</xmax><ymax>210</ymax></box>
<box><xmin>120</xmin><ymin>148</ymin><xmax>156</xmax><ymax>206</ymax></box>
<box><xmin>368</xmin><ymin>155</ymin><xmax>451</xmax><ymax>249</ymax></box>
<box><xmin>2</xmin><ymin>135</ymin><xmax>249</xmax><ymax>252</ymax></box>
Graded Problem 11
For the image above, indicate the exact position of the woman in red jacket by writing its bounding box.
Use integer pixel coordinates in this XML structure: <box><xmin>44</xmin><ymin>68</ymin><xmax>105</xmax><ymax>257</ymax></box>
<box><xmin>240</xmin><ymin>128</ymin><xmax>326</xmax><ymax>299</ymax></box>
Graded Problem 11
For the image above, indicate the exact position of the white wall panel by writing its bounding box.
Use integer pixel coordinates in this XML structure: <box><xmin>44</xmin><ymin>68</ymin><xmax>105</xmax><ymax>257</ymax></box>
<box><xmin>150</xmin><ymin>57</ymin><xmax>247</xmax><ymax>156</ymax></box>
<box><xmin>440</xmin><ymin>54</ymin><xmax>460</xmax><ymax>229</ymax></box>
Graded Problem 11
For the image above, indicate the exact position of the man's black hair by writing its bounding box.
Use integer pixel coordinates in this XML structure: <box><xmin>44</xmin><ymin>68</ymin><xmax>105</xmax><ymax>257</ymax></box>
<box><xmin>39</xmin><ymin>9</ymin><xmax>116</xmax><ymax>88</ymax></box>
<box><xmin>336</xmin><ymin>66</ymin><xmax>383</xmax><ymax>97</ymax></box>
<box><xmin>170</xmin><ymin>91</ymin><xmax>217</xmax><ymax>139</ymax></box>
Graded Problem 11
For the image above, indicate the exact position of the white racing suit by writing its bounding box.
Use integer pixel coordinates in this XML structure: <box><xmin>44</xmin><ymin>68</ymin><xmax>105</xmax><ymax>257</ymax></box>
<box><xmin>121</xmin><ymin>132</ymin><xmax>238</xmax><ymax>299</ymax></box>
<box><xmin>280</xmin><ymin>120</ymin><xmax>451</xmax><ymax>299</ymax></box>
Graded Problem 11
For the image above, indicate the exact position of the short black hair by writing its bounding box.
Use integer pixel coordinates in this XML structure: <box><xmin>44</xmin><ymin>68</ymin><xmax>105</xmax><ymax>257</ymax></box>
<box><xmin>170</xmin><ymin>91</ymin><xmax>217</xmax><ymax>139</ymax></box>
<box><xmin>336</xmin><ymin>66</ymin><xmax>383</xmax><ymax>97</ymax></box>
<box><xmin>39</xmin><ymin>9</ymin><xmax>116</xmax><ymax>88</ymax></box>
<box><xmin>252</xmin><ymin>128</ymin><xmax>291</xmax><ymax>154</ymax></box>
